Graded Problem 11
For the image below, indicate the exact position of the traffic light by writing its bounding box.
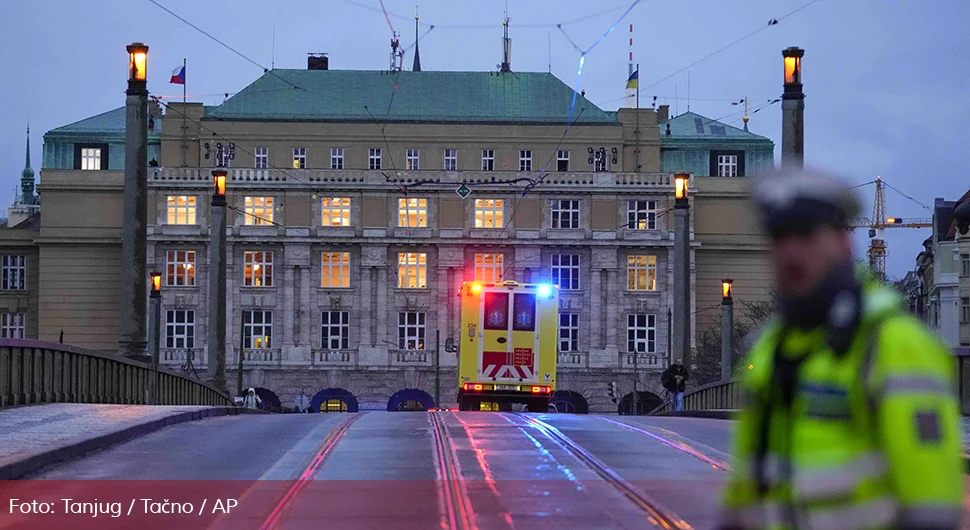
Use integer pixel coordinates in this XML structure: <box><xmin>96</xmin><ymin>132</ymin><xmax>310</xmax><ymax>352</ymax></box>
<box><xmin>608</xmin><ymin>382</ymin><xmax>618</xmax><ymax>404</ymax></box>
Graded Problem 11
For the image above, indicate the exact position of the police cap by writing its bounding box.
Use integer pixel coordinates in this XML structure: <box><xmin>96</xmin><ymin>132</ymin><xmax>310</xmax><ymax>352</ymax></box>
<box><xmin>751</xmin><ymin>168</ymin><xmax>861</xmax><ymax>238</ymax></box>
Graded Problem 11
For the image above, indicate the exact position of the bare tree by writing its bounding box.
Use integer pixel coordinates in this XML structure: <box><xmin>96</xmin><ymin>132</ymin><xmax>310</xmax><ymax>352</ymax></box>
<box><xmin>691</xmin><ymin>296</ymin><xmax>777</xmax><ymax>386</ymax></box>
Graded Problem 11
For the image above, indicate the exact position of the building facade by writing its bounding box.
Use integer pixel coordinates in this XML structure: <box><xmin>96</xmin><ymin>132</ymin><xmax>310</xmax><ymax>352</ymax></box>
<box><xmin>4</xmin><ymin>63</ymin><xmax>775</xmax><ymax>411</ymax></box>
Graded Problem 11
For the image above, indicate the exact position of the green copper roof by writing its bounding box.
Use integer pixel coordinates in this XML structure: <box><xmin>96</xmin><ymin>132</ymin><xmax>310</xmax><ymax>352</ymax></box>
<box><xmin>204</xmin><ymin>70</ymin><xmax>617</xmax><ymax>124</ymax></box>
<box><xmin>47</xmin><ymin>107</ymin><xmax>164</xmax><ymax>138</ymax></box>
<box><xmin>660</xmin><ymin>111</ymin><xmax>770</xmax><ymax>141</ymax></box>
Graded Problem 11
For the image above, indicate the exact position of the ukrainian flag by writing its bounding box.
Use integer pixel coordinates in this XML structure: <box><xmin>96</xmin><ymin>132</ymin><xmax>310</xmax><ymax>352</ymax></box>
<box><xmin>626</xmin><ymin>69</ymin><xmax>639</xmax><ymax>89</ymax></box>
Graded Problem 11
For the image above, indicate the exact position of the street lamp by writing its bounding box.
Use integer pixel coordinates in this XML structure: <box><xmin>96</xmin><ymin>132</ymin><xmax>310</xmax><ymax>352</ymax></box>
<box><xmin>721</xmin><ymin>279</ymin><xmax>734</xmax><ymax>382</ymax></box>
<box><xmin>120</xmin><ymin>42</ymin><xmax>151</xmax><ymax>362</ymax></box>
<box><xmin>148</xmin><ymin>271</ymin><xmax>162</xmax><ymax>404</ymax></box>
<box><xmin>783</xmin><ymin>48</ymin><xmax>802</xmax><ymax>87</ymax></box>
<box><xmin>672</xmin><ymin>172</ymin><xmax>692</xmax><ymax>370</ymax></box>
<box><xmin>208</xmin><ymin>169</ymin><xmax>229</xmax><ymax>394</ymax></box>
<box><xmin>781</xmin><ymin>47</ymin><xmax>805</xmax><ymax>169</ymax></box>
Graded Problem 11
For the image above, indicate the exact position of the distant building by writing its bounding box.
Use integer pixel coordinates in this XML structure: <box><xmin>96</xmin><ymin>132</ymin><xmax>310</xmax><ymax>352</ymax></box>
<box><xmin>1</xmin><ymin>61</ymin><xmax>775</xmax><ymax>411</ymax></box>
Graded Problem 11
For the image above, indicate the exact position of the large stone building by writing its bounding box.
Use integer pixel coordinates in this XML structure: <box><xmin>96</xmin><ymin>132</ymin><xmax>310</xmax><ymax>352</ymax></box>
<box><xmin>2</xmin><ymin>60</ymin><xmax>775</xmax><ymax>412</ymax></box>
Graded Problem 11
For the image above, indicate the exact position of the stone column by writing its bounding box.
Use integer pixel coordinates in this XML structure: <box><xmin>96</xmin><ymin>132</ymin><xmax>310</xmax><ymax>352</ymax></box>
<box><xmin>206</xmin><ymin>189</ymin><xmax>228</xmax><ymax>394</ymax></box>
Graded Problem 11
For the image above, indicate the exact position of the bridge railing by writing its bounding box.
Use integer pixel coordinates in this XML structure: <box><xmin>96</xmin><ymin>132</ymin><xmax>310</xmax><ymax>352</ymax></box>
<box><xmin>650</xmin><ymin>379</ymin><xmax>740</xmax><ymax>414</ymax></box>
<box><xmin>0</xmin><ymin>339</ymin><xmax>233</xmax><ymax>408</ymax></box>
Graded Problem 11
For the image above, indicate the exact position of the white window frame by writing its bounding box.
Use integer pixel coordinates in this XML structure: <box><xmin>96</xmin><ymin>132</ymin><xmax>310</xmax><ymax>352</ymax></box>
<box><xmin>244</xmin><ymin>251</ymin><xmax>274</xmax><ymax>287</ymax></box>
<box><xmin>166</xmin><ymin>250</ymin><xmax>196</xmax><ymax>286</ymax></box>
<box><xmin>293</xmin><ymin>147</ymin><xmax>306</xmax><ymax>169</ymax></box>
<box><xmin>244</xmin><ymin>196</ymin><xmax>274</xmax><ymax>226</ymax></box>
<box><xmin>406</xmin><ymin>148</ymin><xmax>420</xmax><ymax>170</ymax></box>
<box><xmin>330</xmin><ymin>147</ymin><xmax>344</xmax><ymax>170</ymax></box>
<box><xmin>474</xmin><ymin>253</ymin><xmax>503</xmax><ymax>283</ymax></box>
<box><xmin>166</xmin><ymin>196</ymin><xmax>197</xmax><ymax>225</ymax></box>
<box><xmin>398</xmin><ymin>312</ymin><xmax>426</xmax><ymax>350</ymax></box>
<box><xmin>321</xmin><ymin>252</ymin><xmax>351</xmax><ymax>288</ymax></box>
<box><xmin>627</xmin><ymin>255</ymin><xmax>657</xmax><ymax>291</ymax></box>
<box><xmin>398</xmin><ymin>198</ymin><xmax>428</xmax><ymax>228</ymax></box>
<box><xmin>627</xmin><ymin>314</ymin><xmax>656</xmax><ymax>353</ymax></box>
<box><xmin>551</xmin><ymin>199</ymin><xmax>580</xmax><ymax>229</ymax></box>
<box><xmin>552</xmin><ymin>254</ymin><xmax>581</xmax><ymax>290</ymax></box>
<box><xmin>81</xmin><ymin>148</ymin><xmax>101</xmax><ymax>171</ymax></box>
<box><xmin>444</xmin><ymin>149</ymin><xmax>458</xmax><ymax>171</ymax></box>
<box><xmin>243</xmin><ymin>310</ymin><xmax>273</xmax><ymax>349</ymax></box>
<box><xmin>474</xmin><ymin>199</ymin><xmax>504</xmax><ymax>228</ymax></box>
<box><xmin>321</xmin><ymin>197</ymin><xmax>351</xmax><ymax>227</ymax></box>
<box><xmin>717</xmin><ymin>154</ymin><xmax>739</xmax><ymax>177</ymax></box>
<box><xmin>369</xmin><ymin>148</ymin><xmax>382</xmax><ymax>170</ymax></box>
<box><xmin>482</xmin><ymin>149</ymin><xmax>494</xmax><ymax>171</ymax></box>
<box><xmin>1</xmin><ymin>255</ymin><xmax>26</xmax><ymax>290</ymax></box>
<box><xmin>165</xmin><ymin>309</ymin><xmax>195</xmax><ymax>349</ymax></box>
<box><xmin>961</xmin><ymin>297</ymin><xmax>970</xmax><ymax>324</ymax></box>
<box><xmin>962</xmin><ymin>254</ymin><xmax>970</xmax><ymax>277</ymax></box>
<box><xmin>557</xmin><ymin>150</ymin><xmax>569</xmax><ymax>172</ymax></box>
<box><xmin>0</xmin><ymin>312</ymin><xmax>25</xmax><ymax>338</ymax></box>
<box><xmin>595</xmin><ymin>153</ymin><xmax>609</xmax><ymax>172</ymax></box>
<box><xmin>559</xmin><ymin>313</ymin><xmax>579</xmax><ymax>352</ymax></box>
<box><xmin>519</xmin><ymin>150</ymin><xmax>532</xmax><ymax>172</ymax></box>
<box><xmin>322</xmin><ymin>311</ymin><xmax>350</xmax><ymax>350</ymax></box>
<box><xmin>627</xmin><ymin>200</ymin><xmax>658</xmax><ymax>230</ymax></box>
<box><xmin>398</xmin><ymin>253</ymin><xmax>427</xmax><ymax>289</ymax></box>
<box><xmin>254</xmin><ymin>147</ymin><xmax>268</xmax><ymax>169</ymax></box>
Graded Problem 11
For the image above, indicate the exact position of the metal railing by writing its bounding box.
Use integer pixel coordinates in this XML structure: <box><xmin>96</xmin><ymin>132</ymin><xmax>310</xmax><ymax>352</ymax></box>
<box><xmin>1</xmin><ymin>339</ymin><xmax>233</xmax><ymax>408</ymax></box>
<box><xmin>650</xmin><ymin>379</ymin><xmax>740</xmax><ymax>414</ymax></box>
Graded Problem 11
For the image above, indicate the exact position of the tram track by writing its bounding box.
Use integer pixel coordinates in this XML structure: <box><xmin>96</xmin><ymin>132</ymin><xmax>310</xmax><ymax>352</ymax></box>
<box><xmin>597</xmin><ymin>416</ymin><xmax>732</xmax><ymax>472</ymax></box>
<box><xmin>429</xmin><ymin>411</ymin><xmax>477</xmax><ymax>530</ymax></box>
<box><xmin>512</xmin><ymin>413</ymin><xmax>692</xmax><ymax>530</ymax></box>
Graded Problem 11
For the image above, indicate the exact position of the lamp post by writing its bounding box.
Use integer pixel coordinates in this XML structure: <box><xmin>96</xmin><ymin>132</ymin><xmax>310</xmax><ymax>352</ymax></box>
<box><xmin>781</xmin><ymin>47</ymin><xmax>805</xmax><ymax>169</ymax></box>
<box><xmin>720</xmin><ymin>279</ymin><xmax>734</xmax><ymax>382</ymax></box>
<box><xmin>672</xmin><ymin>173</ymin><xmax>692</xmax><ymax>370</ymax></box>
<box><xmin>207</xmin><ymin>169</ymin><xmax>228</xmax><ymax>394</ymax></box>
<box><xmin>148</xmin><ymin>271</ymin><xmax>162</xmax><ymax>404</ymax></box>
<box><xmin>120</xmin><ymin>42</ymin><xmax>151</xmax><ymax>362</ymax></box>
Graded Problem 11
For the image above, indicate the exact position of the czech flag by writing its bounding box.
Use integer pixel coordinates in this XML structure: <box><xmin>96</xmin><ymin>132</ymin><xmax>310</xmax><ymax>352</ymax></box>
<box><xmin>170</xmin><ymin>65</ymin><xmax>185</xmax><ymax>85</ymax></box>
<box><xmin>626</xmin><ymin>69</ymin><xmax>638</xmax><ymax>89</ymax></box>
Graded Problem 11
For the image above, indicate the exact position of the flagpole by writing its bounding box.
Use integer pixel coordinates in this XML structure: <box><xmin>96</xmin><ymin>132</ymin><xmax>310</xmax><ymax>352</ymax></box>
<box><xmin>635</xmin><ymin>63</ymin><xmax>640</xmax><ymax>173</ymax></box>
<box><xmin>181</xmin><ymin>58</ymin><xmax>187</xmax><ymax>167</ymax></box>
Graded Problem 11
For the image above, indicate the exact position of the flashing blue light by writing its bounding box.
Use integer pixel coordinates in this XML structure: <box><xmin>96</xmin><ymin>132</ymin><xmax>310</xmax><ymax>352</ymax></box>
<box><xmin>537</xmin><ymin>284</ymin><xmax>554</xmax><ymax>298</ymax></box>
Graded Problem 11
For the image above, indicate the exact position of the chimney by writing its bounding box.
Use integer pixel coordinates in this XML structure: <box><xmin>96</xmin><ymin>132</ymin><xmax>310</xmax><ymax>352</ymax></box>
<box><xmin>658</xmin><ymin>104</ymin><xmax>669</xmax><ymax>123</ymax></box>
<box><xmin>308</xmin><ymin>53</ymin><xmax>329</xmax><ymax>70</ymax></box>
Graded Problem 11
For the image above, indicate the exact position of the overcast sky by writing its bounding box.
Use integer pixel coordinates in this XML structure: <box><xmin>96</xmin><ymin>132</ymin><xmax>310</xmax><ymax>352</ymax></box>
<box><xmin>1</xmin><ymin>0</ymin><xmax>968</xmax><ymax>278</ymax></box>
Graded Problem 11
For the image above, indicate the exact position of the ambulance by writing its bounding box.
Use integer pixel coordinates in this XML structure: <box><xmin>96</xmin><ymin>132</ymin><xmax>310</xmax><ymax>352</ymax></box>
<box><xmin>456</xmin><ymin>280</ymin><xmax>559</xmax><ymax>412</ymax></box>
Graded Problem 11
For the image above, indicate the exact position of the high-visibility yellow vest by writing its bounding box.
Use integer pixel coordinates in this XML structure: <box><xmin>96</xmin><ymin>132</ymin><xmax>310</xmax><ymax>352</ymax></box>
<box><xmin>721</xmin><ymin>279</ymin><xmax>964</xmax><ymax>530</ymax></box>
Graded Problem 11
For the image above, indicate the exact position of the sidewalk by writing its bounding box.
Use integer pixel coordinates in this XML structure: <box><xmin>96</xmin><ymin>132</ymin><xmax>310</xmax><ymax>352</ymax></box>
<box><xmin>0</xmin><ymin>403</ymin><xmax>254</xmax><ymax>479</ymax></box>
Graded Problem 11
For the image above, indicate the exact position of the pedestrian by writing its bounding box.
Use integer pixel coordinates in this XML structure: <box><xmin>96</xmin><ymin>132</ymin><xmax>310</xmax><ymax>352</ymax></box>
<box><xmin>661</xmin><ymin>358</ymin><xmax>689</xmax><ymax>411</ymax></box>
<box><xmin>718</xmin><ymin>169</ymin><xmax>964</xmax><ymax>529</ymax></box>
<box><xmin>242</xmin><ymin>387</ymin><xmax>261</xmax><ymax>410</ymax></box>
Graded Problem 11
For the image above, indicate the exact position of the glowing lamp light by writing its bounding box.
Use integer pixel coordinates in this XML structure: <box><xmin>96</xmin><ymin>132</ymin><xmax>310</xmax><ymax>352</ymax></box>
<box><xmin>150</xmin><ymin>271</ymin><xmax>162</xmax><ymax>294</ymax></box>
<box><xmin>537</xmin><ymin>283</ymin><xmax>554</xmax><ymax>298</ymax></box>
<box><xmin>212</xmin><ymin>170</ymin><xmax>227</xmax><ymax>197</ymax></box>
<box><xmin>126</xmin><ymin>42</ymin><xmax>149</xmax><ymax>82</ymax></box>
<box><xmin>471</xmin><ymin>283</ymin><xmax>483</xmax><ymax>294</ymax></box>
<box><xmin>886</xmin><ymin>217</ymin><xmax>899</xmax><ymax>224</ymax></box>
<box><xmin>783</xmin><ymin>47</ymin><xmax>804</xmax><ymax>86</ymax></box>
<box><xmin>721</xmin><ymin>279</ymin><xmax>733</xmax><ymax>300</ymax></box>
<box><xmin>674</xmin><ymin>173</ymin><xmax>689</xmax><ymax>199</ymax></box>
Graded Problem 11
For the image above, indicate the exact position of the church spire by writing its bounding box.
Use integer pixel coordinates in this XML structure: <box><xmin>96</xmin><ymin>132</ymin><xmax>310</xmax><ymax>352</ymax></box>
<box><xmin>412</xmin><ymin>6</ymin><xmax>422</xmax><ymax>72</ymax></box>
<box><xmin>21</xmin><ymin>123</ymin><xmax>35</xmax><ymax>205</ymax></box>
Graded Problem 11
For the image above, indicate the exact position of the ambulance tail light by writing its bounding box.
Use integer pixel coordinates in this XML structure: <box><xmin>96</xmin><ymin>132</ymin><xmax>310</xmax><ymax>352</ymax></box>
<box><xmin>531</xmin><ymin>386</ymin><xmax>551</xmax><ymax>394</ymax></box>
<box><xmin>463</xmin><ymin>383</ymin><xmax>484</xmax><ymax>392</ymax></box>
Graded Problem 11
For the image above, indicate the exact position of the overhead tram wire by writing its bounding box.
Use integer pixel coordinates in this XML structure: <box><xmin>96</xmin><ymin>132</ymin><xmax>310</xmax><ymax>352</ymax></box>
<box><xmin>147</xmin><ymin>0</ymin><xmax>304</xmax><ymax>91</ymax></box>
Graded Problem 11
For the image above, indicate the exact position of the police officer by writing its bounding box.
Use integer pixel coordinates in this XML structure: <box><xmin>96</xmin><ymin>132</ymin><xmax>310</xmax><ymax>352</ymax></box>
<box><xmin>720</xmin><ymin>169</ymin><xmax>965</xmax><ymax>529</ymax></box>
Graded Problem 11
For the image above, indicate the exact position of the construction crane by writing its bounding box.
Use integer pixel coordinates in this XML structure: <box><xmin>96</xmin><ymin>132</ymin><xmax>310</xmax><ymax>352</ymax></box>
<box><xmin>847</xmin><ymin>176</ymin><xmax>932</xmax><ymax>279</ymax></box>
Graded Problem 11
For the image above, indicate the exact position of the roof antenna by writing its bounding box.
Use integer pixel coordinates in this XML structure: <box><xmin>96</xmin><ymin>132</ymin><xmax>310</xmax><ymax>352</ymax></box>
<box><xmin>687</xmin><ymin>71</ymin><xmax>691</xmax><ymax>112</ymax></box>
<box><xmin>547</xmin><ymin>30</ymin><xmax>551</xmax><ymax>73</ymax></box>
<box><xmin>499</xmin><ymin>1</ymin><xmax>511</xmax><ymax>72</ymax></box>
<box><xmin>272</xmin><ymin>27</ymin><xmax>275</xmax><ymax>70</ymax></box>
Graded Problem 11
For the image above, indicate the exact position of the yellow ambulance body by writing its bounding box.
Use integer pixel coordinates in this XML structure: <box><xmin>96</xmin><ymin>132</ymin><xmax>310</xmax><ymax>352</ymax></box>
<box><xmin>457</xmin><ymin>280</ymin><xmax>559</xmax><ymax>412</ymax></box>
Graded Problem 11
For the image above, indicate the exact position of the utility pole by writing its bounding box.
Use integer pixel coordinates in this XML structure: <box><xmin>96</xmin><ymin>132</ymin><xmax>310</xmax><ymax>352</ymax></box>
<box><xmin>672</xmin><ymin>173</ymin><xmax>692</xmax><ymax>369</ymax></box>
<box><xmin>120</xmin><ymin>42</ymin><xmax>150</xmax><ymax>362</ymax></box>
<box><xmin>720</xmin><ymin>279</ymin><xmax>734</xmax><ymax>382</ymax></box>
<box><xmin>781</xmin><ymin>47</ymin><xmax>805</xmax><ymax>169</ymax></box>
<box><xmin>207</xmin><ymin>169</ymin><xmax>228</xmax><ymax>395</ymax></box>
<box><xmin>435</xmin><ymin>330</ymin><xmax>441</xmax><ymax>407</ymax></box>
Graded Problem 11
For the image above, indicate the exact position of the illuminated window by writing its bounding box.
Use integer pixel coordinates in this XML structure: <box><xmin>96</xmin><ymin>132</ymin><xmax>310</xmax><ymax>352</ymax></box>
<box><xmin>166</xmin><ymin>196</ymin><xmax>197</xmax><ymax>225</ymax></box>
<box><xmin>474</xmin><ymin>253</ymin><xmax>503</xmax><ymax>283</ymax></box>
<box><xmin>330</xmin><ymin>147</ymin><xmax>344</xmax><ymax>170</ymax></box>
<box><xmin>557</xmin><ymin>150</ymin><xmax>569</xmax><ymax>172</ymax></box>
<box><xmin>627</xmin><ymin>314</ymin><xmax>656</xmax><ymax>353</ymax></box>
<box><xmin>444</xmin><ymin>149</ymin><xmax>458</xmax><ymax>171</ymax></box>
<box><xmin>627</xmin><ymin>255</ymin><xmax>657</xmax><ymax>291</ymax></box>
<box><xmin>165</xmin><ymin>310</ymin><xmax>195</xmax><ymax>349</ymax></box>
<box><xmin>322</xmin><ymin>197</ymin><xmax>351</xmax><ymax>226</ymax></box>
<box><xmin>406</xmin><ymin>148</ymin><xmax>420</xmax><ymax>170</ymax></box>
<box><xmin>321</xmin><ymin>252</ymin><xmax>350</xmax><ymax>288</ymax></box>
<box><xmin>322</xmin><ymin>311</ymin><xmax>350</xmax><ymax>350</ymax></box>
<box><xmin>482</xmin><ymin>149</ymin><xmax>494</xmax><ymax>171</ymax></box>
<box><xmin>244</xmin><ymin>197</ymin><xmax>274</xmax><ymax>225</ymax></box>
<box><xmin>81</xmin><ymin>148</ymin><xmax>101</xmax><ymax>170</ymax></box>
<box><xmin>551</xmin><ymin>200</ymin><xmax>580</xmax><ymax>229</ymax></box>
<box><xmin>717</xmin><ymin>154</ymin><xmax>739</xmax><ymax>177</ymax></box>
<box><xmin>398</xmin><ymin>311</ymin><xmax>426</xmax><ymax>350</ymax></box>
<box><xmin>0</xmin><ymin>312</ymin><xmax>25</xmax><ymax>338</ymax></box>
<box><xmin>627</xmin><ymin>200</ymin><xmax>657</xmax><ymax>230</ymax></box>
<box><xmin>559</xmin><ymin>313</ymin><xmax>579</xmax><ymax>352</ymax></box>
<box><xmin>475</xmin><ymin>199</ymin><xmax>503</xmax><ymax>228</ymax></box>
<box><xmin>398</xmin><ymin>198</ymin><xmax>427</xmax><ymax>228</ymax></box>
<box><xmin>552</xmin><ymin>254</ymin><xmax>580</xmax><ymax>290</ymax></box>
<box><xmin>166</xmin><ymin>250</ymin><xmax>196</xmax><ymax>286</ymax></box>
<box><xmin>1</xmin><ymin>255</ymin><xmax>26</xmax><ymax>290</ymax></box>
<box><xmin>244</xmin><ymin>251</ymin><xmax>273</xmax><ymax>287</ymax></box>
<box><xmin>369</xmin><ymin>148</ymin><xmax>382</xmax><ymax>170</ymax></box>
<box><xmin>519</xmin><ymin>150</ymin><xmax>532</xmax><ymax>172</ymax></box>
<box><xmin>243</xmin><ymin>310</ymin><xmax>273</xmax><ymax>349</ymax></box>
<box><xmin>254</xmin><ymin>147</ymin><xmax>268</xmax><ymax>169</ymax></box>
<box><xmin>293</xmin><ymin>147</ymin><xmax>306</xmax><ymax>169</ymax></box>
<box><xmin>398</xmin><ymin>253</ymin><xmax>427</xmax><ymax>289</ymax></box>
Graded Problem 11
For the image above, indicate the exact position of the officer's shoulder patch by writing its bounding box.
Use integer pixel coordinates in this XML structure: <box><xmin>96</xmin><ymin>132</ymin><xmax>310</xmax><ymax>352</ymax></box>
<box><xmin>914</xmin><ymin>409</ymin><xmax>943</xmax><ymax>444</ymax></box>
